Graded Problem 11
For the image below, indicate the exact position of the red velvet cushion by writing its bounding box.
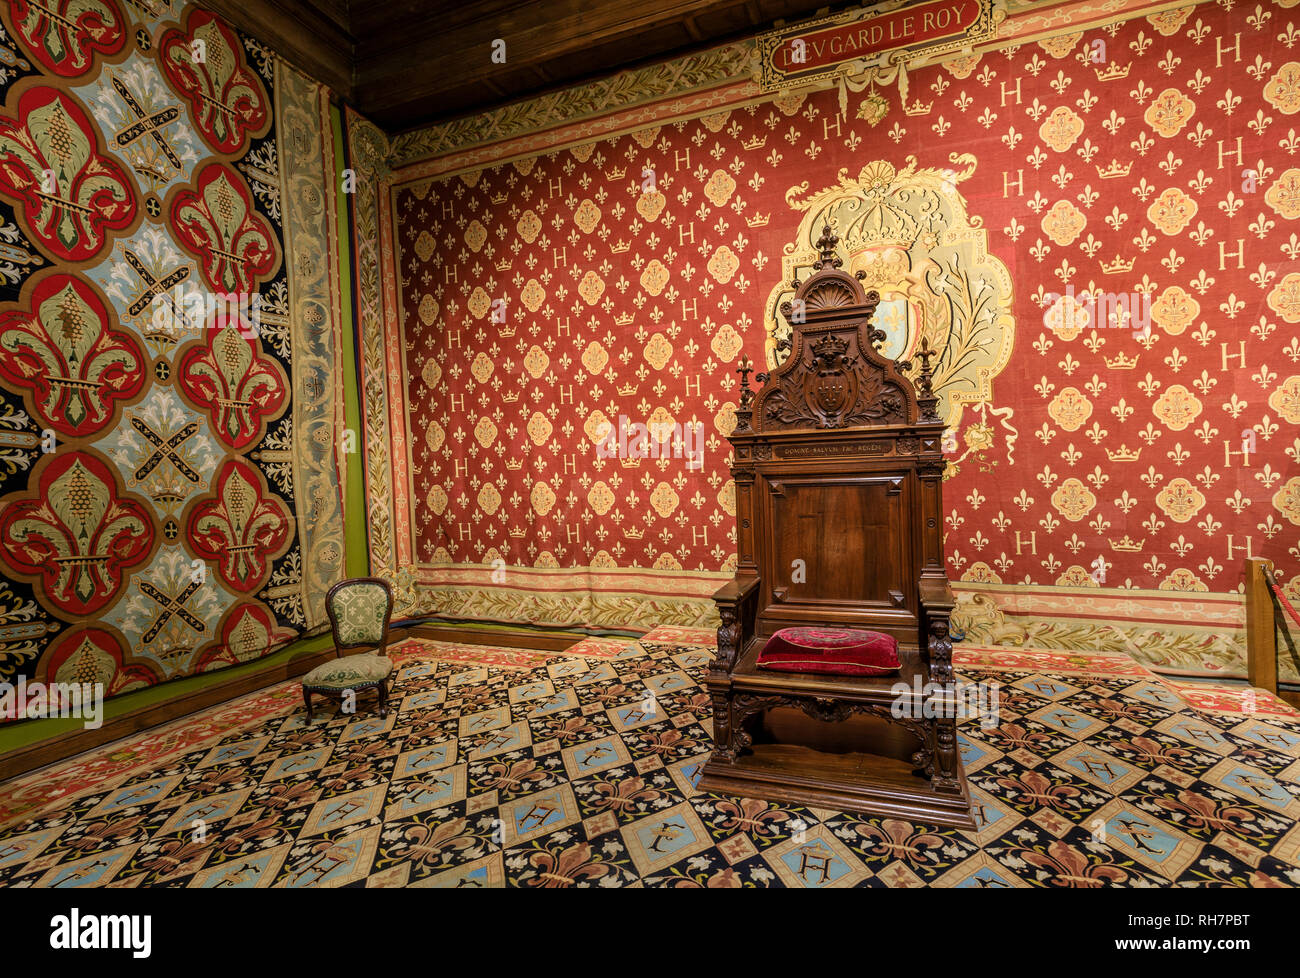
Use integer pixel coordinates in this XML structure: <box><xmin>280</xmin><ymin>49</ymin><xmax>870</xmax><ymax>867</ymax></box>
<box><xmin>755</xmin><ymin>626</ymin><xmax>900</xmax><ymax>676</ymax></box>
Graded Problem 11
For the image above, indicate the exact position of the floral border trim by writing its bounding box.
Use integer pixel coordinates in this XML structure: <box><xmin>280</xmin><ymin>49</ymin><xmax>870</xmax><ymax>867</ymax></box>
<box><xmin>388</xmin><ymin>41</ymin><xmax>756</xmax><ymax>167</ymax></box>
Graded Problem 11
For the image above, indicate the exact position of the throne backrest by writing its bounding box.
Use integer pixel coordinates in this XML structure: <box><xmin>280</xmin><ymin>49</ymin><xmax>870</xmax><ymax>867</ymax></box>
<box><xmin>728</xmin><ymin>226</ymin><xmax>947</xmax><ymax>648</ymax></box>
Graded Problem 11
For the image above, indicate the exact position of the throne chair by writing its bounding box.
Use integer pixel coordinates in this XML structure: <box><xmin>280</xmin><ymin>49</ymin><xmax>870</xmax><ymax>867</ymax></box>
<box><xmin>696</xmin><ymin>225</ymin><xmax>976</xmax><ymax>828</ymax></box>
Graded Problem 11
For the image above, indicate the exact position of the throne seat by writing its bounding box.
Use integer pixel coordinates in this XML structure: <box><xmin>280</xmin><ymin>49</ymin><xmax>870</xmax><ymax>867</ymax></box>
<box><xmin>756</xmin><ymin>626</ymin><xmax>901</xmax><ymax>676</ymax></box>
<box><xmin>710</xmin><ymin>634</ymin><xmax>974</xmax><ymax>825</ymax></box>
<box><xmin>733</xmin><ymin>635</ymin><xmax>923</xmax><ymax>701</ymax></box>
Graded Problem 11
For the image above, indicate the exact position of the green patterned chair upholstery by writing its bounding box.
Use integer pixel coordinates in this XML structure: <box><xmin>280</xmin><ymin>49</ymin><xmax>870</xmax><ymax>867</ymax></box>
<box><xmin>302</xmin><ymin>577</ymin><xmax>395</xmax><ymax>721</ymax></box>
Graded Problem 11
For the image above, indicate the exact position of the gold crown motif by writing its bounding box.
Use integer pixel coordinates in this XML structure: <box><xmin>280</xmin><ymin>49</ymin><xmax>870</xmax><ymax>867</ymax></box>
<box><xmin>746</xmin><ymin>213</ymin><xmax>770</xmax><ymax>228</ymax></box>
<box><xmin>1097</xmin><ymin>159</ymin><xmax>1132</xmax><ymax>179</ymax></box>
<box><xmin>1095</xmin><ymin>62</ymin><xmax>1130</xmax><ymax>82</ymax></box>
<box><xmin>616</xmin><ymin>383</ymin><xmax>637</xmax><ymax>396</ymax></box>
<box><xmin>904</xmin><ymin>98</ymin><xmax>934</xmax><ymax>116</ymax></box>
<box><xmin>144</xmin><ymin>325</ymin><xmax>186</xmax><ymax>345</ymax></box>
<box><xmin>742</xmin><ymin>136</ymin><xmax>767</xmax><ymax>151</ymax></box>
<box><xmin>1108</xmin><ymin>534</ymin><xmax>1145</xmax><ymax>552</ymax></box>
<box><xmin>491</xmin><ymin>192</ymin><xmax>507</xmax><ymax>204</ymax></box>
<box><xmin>508</xmin><ymin>526</ymin><xmax>527</xmax><ymax>538</ymax></box>
<box><xmin>150</xmin><ymin>484</ymin><xmax>188</xmax><ymax>509</ymax></box>
<box><xmin>624</xmin><ymin>527</ymin><xmax>645</xmax><ymax>539</ymax></box>
<box><xmin>505</xmin><ymin>458</ymin><xmax>524</xmax><ymax>470</ymax></box>
<box><xmin>495</xmin><ymin>258</ymin><xmax>511</xmax><ymax>271</ymax></box>
<box><xmin>619</xmin><ymin>457</ymin><xmax>641</xmax><ymax>467</ymax></box>
<box><xmin>611</xmin><ymin>239</ymin><xmax>631</xmax><ymax>253</ymax></box>
<box><xmin>1105</xmin><ymin>445</ymin><xmax>1141</xmax><ymax>461</ymax></box>
<box><xmin>502</xmin><ymin>391</ymin><xmax>520</xmax><ymax>403</ymax></box>
<box><xmin>1101</xmin><ymin>255</ymin><xmax>1135</xmax><ymax>274</ymax></box>
<box><xmin>614</xmin><ymin>312</ymin><xmax>634</xmax><ymax>326</ymax></box>
<box><xmin>606</xmin><ymin>167</ymin><xmax>626</xmax><ymax>180</ymax></box>
<box><xmin>1105</xmin><ymin>352</ymin><xmax>1138</xmax><ymax>369</ymax></box>
<box><xmin>498</xmin><ymin>325</ymin><xmax>516</xmax><ymax>337</ymax></box>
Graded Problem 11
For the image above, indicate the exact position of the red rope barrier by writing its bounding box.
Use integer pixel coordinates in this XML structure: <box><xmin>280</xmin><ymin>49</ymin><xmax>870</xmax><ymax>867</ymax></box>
<box><xmin>1265</xmin><ymin>567</ymin><xmax>1300</xmax><ymax>629</ymax></box>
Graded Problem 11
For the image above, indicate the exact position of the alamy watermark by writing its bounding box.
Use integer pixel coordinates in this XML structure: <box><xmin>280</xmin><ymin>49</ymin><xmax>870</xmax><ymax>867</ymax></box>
<box><xmin>890</xmin><ymin>677</ymin><xmax>1000</xmax><ymax>729</ymax></box>
<box><xmin>1043</xmin><ymin>285</ymin><xmax>1152</xmax><ymax>339</ymax></box>
<box><xmin>149</xmin><ymin>287</ymin><xmax>263</xmax><ymax>337</ymax></box>
<box><xmin>595</xmin><ymin>415</ymin><xmax>704</xmax><ymax>469</ymax></box>
<box><xmin>0</xmin><ymin>677</ymin><xmax>104</xmax><ymax>729</ymax></box>
<box><xmin>50</xmin><ymin>909</ymin><xmax>150</xmax><ymax>958</ymax></box>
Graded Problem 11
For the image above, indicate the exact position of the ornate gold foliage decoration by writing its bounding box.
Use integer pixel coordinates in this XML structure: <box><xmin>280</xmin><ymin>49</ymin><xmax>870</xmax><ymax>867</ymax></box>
<box><xmin>767</xmin><ymin>155</ymin><xmax>1015</xmax><ymax>432</ymax></box>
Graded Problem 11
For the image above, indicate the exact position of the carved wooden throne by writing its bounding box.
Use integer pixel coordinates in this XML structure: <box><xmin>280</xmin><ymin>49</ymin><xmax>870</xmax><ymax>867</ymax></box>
<box><xmin>697</xmin><ymin>226</ymin><xmax>976</xmax><ymax>828</ymax></box>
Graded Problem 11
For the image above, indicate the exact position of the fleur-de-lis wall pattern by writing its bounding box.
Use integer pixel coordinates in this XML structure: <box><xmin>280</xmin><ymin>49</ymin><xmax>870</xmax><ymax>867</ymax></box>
<box><xmin>360</xmin><ymin>0</ymin><xmax>1300</xmax><ymax>680</ymax></box>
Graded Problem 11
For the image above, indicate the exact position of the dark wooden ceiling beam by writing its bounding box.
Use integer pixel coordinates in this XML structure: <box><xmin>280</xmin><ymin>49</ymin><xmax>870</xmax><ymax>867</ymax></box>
<box><xmin>352</xmin><ymin>0</ymin><xmax>786</xmax><ymax>116</ymax></box>
<box><xmin>350</xmin><ymin>0</ymin><xmax>536</xmax><ymax>41</ymax></box>
<box><xmin>205</xmin><ymin>0</ymin><xmax>355</xmax><ymax>98</ymax></box>
<box><xmin>208</xmin><ymin>0</ymin><xmax>848</xmax><ymax>131</ymax></box>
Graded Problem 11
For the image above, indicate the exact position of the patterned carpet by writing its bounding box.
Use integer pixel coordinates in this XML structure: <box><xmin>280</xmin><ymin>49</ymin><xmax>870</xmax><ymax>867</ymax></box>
<box><xmin>1</xmin><ymin>628</ymin><xmax>1298</xmax><ymax>887</ymax></box>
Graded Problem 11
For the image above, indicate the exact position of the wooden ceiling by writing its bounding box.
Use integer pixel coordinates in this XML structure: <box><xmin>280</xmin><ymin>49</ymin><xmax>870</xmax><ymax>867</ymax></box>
<box><xmin>207</xmin><ymin>0</ymin><xmax>850</xmax><ymax>133</ymax></box>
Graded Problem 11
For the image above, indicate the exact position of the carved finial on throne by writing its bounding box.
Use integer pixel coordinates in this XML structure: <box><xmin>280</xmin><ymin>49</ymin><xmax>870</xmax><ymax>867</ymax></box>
<box><xmin>737</xmin><ymin>354</ymin><xmax>755</xmax><ymax>400</ymax></box>
<box><xmin>735</xmin><ymin>354</ymin><xmax>755</xmax><ymax>432</ymax></box>
<box><xmin>812</xmin><ymin>224</ymin><xmax>843</xmax><ymax>271</ymax></box>
<box><xmin>899</xmin><ymin>337</ymin><xmax>942</xmax><ymax>422</ymax></box>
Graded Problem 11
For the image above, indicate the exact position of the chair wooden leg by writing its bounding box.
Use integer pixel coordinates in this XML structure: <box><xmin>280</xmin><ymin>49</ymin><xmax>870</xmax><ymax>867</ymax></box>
<box><xmin>303</xmin><ymin>687</ymin><xmax>313</xmax><ymax>722</ymax></box>
<box><xmin>376</xmin><ymin>680</ymin><xmax>390</xmax><ymax>717</ymax></box>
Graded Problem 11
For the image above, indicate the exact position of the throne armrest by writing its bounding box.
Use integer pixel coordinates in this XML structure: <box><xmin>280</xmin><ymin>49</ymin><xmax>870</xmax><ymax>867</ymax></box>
<box><xmin>919</xmin><ymin>578</ymin><xmax>954</xmax><ymax>615</ymax></box>
<box><xmin>711</xmin><ymin>576</ymin><xmax>760</xmax><ymax>675</ymax></box>
<box><xmin>918</xmin><ymin>578</ymin><xmax>955</xmax><ymax>684</ymax></box>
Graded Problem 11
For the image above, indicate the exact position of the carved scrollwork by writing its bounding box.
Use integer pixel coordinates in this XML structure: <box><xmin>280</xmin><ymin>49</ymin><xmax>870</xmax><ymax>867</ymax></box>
<box><xmin>913</xmin><ymin>743</ymin><xmax>935</xmax><ymax>778</ymax></box>
<box><xmin>918</xmin><ymin>460</ymin><xmax>946</xmax><ymax>477</ymax></box>
<box><xmin>932</xmin><ymin>716</ymin><xmax>960</xmax><ymax>792</ymax></box>
<box><xmin>802</xmin><ymin>279</ymin><xmax>857</xmax><ymax>312</ymax></box>
<box><xmin>925</xmin><ymin>616</ymin><xmax>962</xmax><ymax>793</ymax></box>
<box><xmin>727</xmin><ymin>692</ymin><xmax>933</xmax><ymax>772</ymax></box>
<box><xmin>762</xmin><ymin>335</ymin><xmax>906</xmax><ymax>431</ymax></box>
<box><xmin>731</xmin><ymin>693</ymin><xmax>787</xmax><ymax>752</ymax></box>
<box><xmin>800</xmin><ymin>697</ymin><xmax>854</xmax><ymax>723</ymax></box>
<box><xmin>710</xmin><ymin>692</ymin><xmax>737</xmax><ymax>764</ymax></box>
<box><xmin>712</xmin><ymin>603</ymin><xmax>741</xmax><ymax>674</ymax></box>
<box><xmin>928</xmin><ymin>618</ymin><xmax>954</xmax><ymax>685</ymax></box>
<box><xmin>752</xmin><ymin>231</ymin><xmax>926</xmax><ymax>433</ymax></box>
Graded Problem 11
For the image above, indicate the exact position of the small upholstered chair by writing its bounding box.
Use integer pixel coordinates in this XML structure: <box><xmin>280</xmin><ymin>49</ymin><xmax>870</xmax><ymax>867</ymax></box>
<box><xmin>301</xmin><ymin>577</ymin><xmax>395</xmax><ymax>721</ymax></box>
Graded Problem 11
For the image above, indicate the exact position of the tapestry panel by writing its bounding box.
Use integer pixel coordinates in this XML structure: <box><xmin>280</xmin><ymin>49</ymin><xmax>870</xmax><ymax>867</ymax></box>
<box><xmin>0</xmin><ymin>2</ymin><xmax>347</xmax><ymax>711</ymax></box>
